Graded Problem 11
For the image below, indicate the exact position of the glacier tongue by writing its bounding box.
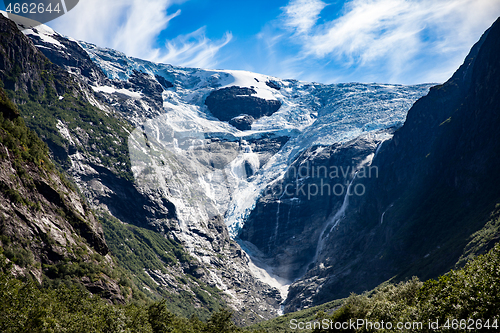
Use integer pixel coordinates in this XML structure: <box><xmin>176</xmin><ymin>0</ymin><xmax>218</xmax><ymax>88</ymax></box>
<box><xmin>79</xmin><ymin>42</ymin><xmax>433</xmax><ymax>238</ymax></box>
<box><xmin>19</xmin><ymin>20</ymin><xmax>435</xmax><ymax>318</ymax></box>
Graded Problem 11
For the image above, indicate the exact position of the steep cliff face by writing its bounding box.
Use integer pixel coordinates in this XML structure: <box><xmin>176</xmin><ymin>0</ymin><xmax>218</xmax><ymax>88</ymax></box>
<box><xmin>239</xmin><ymin>130</ymin><xmax>392</xmax><ymax>282</ymax></box>
<box><xmin>0</xmin><ymin>85</ymin><xmax>124</xmax><ymax>302</ymax></box>
<box><xmin>284</xmin><ymin>17</ymin><xmax>500</xmax><ymax>312</ymax></box>
<box><xmin>0</xmin><ymin>17</ymin><xmax>153</xmax><ymax>229</ymax></box>
<box><xmin>205</xmin><ymin>86</ymin><xmax>282</xmax><ymax>121</ymax></box>
<box><xmin>3</xmin><ymin>11</ymin><xmax>476</xmax><ymax>321</ymax></box>
<box><xmin>0</xmin><ymin>15</ymin><xmax>283</xmax><ymax>323</ymax></box>
<box><xmin>33</xmin><ymin>25</ymin><xmax>430</xmax><ymax>320</ymax></box>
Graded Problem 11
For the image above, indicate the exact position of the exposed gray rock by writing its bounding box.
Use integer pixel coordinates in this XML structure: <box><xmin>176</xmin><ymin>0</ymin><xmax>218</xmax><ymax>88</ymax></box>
<box><xmin>9</xmin><ymin>16</ymin><xmax>285</xmax><ymax>324</ymax></box>
<box><xmin>229</xmin><ymin>114</ymin><xmax>254</xmax><ymax>131</ymax></box>
<box><xmin>239</xmin><ymin>131</ymin><xmax>391</xmax><ymax>282</ymax></box>
<box><xmin>0</xmin><ymin>107</ymin><xmax>123</xmax><ymax>303</ymax></box>
<box><xmin>205</xmin><ymin>86</ymin><xmax>282</xmax><ymax>121</ymax></box>
<box><xmin>26</xmin><ymin>29</ymin><xmax>107</xmax><ymax>85</ymax></box>
<box><xmin>155</xmin><ymin>74</ymin><xmax>174</xmax><ymax>89</ymax></box>
<box><xmin>266</xmin><ymin>80</ymin><xmax>281</xmax><ymax>90</ymax></box>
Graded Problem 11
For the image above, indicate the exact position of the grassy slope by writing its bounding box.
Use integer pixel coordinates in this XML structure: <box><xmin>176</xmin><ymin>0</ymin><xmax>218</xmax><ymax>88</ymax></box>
<box><xmin>8</xmin><ymin>75</ymin><xmax>230</xmax><ymax>319</ymax></box>
<box><xmin>248</xmin><ymin>299</ymin><xmax>344</xmax><ymax>333</ymax></box>
<box><xmin>100</xmin><ymin>213</ymin><xmax>227</xmax><ymax>321</ymax></box>
<box><xmin>251</xmin><ymin>218</ymin><xmax>500</xmax><ymax>333</ymax></box>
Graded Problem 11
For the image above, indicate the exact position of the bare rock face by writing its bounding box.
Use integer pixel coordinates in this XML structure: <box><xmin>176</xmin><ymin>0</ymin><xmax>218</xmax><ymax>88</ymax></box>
<box><xmin>11</xmin><ymin>11</ymin><xmax>497</xmax><ymax>322</ymax></box>
<box><xmin>0</xmin><ymin>15</ymin><xmax>284</xmax><ymax>324</ymax></box>
<box><xmin>229</xmin><ymin>114</ymin><xmax>254</xmax><ymax>131</ymax></box>
<box><xmin>0</xmin><ymin>155</ymin><xmax>108</xmax><ymax>259</ymax></box>
<box><xmin>266</xmin><ymin>80</ymin><xmax>281</xmax><ymax>90</ymax></box>
<box><xmin>0</xmin><ymin>86</ymin><xmax>124</xmax><ymax>303</ymax></box>
<box><xmin>284</xmin><ymin>17</ymin><xmax>500</xmax><ymax>313</ymax></box>
<box><xmin>24</xmin><ymin>27</ymin><xmax>107</xmax><ymax>85</ymax></box>
<box><xmin>239</xmin><ymin>132</ymin><xmax>389</xmax><ymax>282</ymax></box>
<box><xmin>0</xmin><ymin>18</ymin><xmax>47</xmax><ymax>93</ymax></box>
<box><xmin>155</xmin><ymin>74</ymin><xmax>174</xmax><ymax>89</ymax></box>
<box><xmin>205</xmin><ymin>86</ymin><xmax>282</xmax><ymax>121</ymax></box>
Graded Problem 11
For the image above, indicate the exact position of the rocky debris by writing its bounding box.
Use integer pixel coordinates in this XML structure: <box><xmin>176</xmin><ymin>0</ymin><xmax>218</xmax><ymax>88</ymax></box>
<box><xmin>229</xmin><ymin>114</ymin><xmax>254</xmax><ymax>131</ymax></box>
<box><xmin>186</xmin><ymin>217</ymin><xmax>283</xmax><ymax>325</ymax></box>
<box><xmin>266</xmin><ymin>80</ymin><xmax>281</xmax><ymax>90</ymax></box>
<box><xmin>5</xmin><ymin>15</ymin><xmax>284</xmax><ymax>323</ymax></box>
<box><xmin>205</xmin><ymin>86</ymin><xmax>282</xmax><ymax>121</ymax></box>
<box><xmin>12</xmin><ymin>10</ymin><xmax>481</xmax><ymax>320</ymax></box>
<box><xmin>128</xmin><ymin>122</ymin><xmax>285</xmax><ymax>322</ymax></box>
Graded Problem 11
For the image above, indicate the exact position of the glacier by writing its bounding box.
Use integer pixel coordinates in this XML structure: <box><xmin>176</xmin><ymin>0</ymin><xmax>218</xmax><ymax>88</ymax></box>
<box><xmin>15</xmin><ymin>22</ymin><xmax>438</xmax><ymax>313</ymax></box>
<box><xmin>22</xmin><ymin>22</ymin><xmax>433</xmax><ymax>297</ymax></box>
<box><xmin>78</xmin><ymin>40</ymin><xmax>433</xmax><ymax>238</ymax></box>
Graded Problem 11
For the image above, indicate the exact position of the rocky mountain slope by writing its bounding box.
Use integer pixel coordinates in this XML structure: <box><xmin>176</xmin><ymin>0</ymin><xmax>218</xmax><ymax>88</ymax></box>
<box><xmin>284</xmin><ymin>17</ymin><xmax>500</xmax><ymax>312</ymax></box>
<box><xmin>6</xmin><ymin>12</ymin><xmax>431</xmax><ymax>315</ymax></box>
<box><xmin>0</xmin><ymin>14</ymin><xmax>282</xmax><ymax>324</ymax></box>
<box><xmin>3</xmin><ymin>11</ymin><xmax>498</xmax><ymax>320</ymax></box>
<box><xmin>0</xmin><ymin>83</ymin><xmax>125</xmax><ymax>302</ymax></box>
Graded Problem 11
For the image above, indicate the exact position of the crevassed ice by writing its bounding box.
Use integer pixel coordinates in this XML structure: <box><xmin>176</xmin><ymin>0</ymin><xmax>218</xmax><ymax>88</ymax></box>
<box><xmin>82</xmin><ymin>42</ymin><xmax>433</xmax><ymax>236</ymax></box>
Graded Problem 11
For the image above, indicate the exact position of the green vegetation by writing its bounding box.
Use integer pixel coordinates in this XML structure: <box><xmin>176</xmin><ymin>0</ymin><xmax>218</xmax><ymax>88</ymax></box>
<box><xmin>100</xmin><ymin>213</ymin><xmax>227</xmax><ymax>321</ymax></box>
<box><xmin>248</xmin><ymin>242</ymin><xmax>500</xmax><ymax>333</ymax></box>
<box><xmin>0</xmin><ymin>55</ymin><xmax>230</xmax><ymax>322</ymax></box>
<box><xmin>249</xmin><ymin>299</ymin><xmax>344</xmax><ymax>333</ymax></box>
<box><xmin>0</xmin><ymin>86</ymin><xmax>52</xmax><ymax>170</ymax></box>
<box><xmin>0</xmin><ymin>236</ymin><xmax>34</xmax><ymax>269</ymax></box>
<box><xmin>457</xmin><ymin>204</ymin><xmax>500</xmax><ymax>266</ymax></box>
<box><xmin>256</xmin><ymin>242</ymin><xmax>499</xmax><ymax>333</ymax></box>
<box><xmin>0</xmin><ymin>81</ymin><xmax>135</xmax><ymax>302</ymax></box>
<box><xmin>0</xmin><ymin>248</ymin><xmax>266</xmax><ymax>333</ymax></box>
<box><xmin>5</xmin><ymin>70</ymin><xmax>133</xmax><ymax>181</ymax></box>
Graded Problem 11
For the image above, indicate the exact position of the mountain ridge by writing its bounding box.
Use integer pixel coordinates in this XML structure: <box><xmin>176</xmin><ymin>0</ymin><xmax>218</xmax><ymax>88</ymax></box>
<box><xmin>0</xmin><ymin>81</ymin><xmax>127</xmax><ymax>303</ymax></box>
<box><xmin>0</xmin><ymin>14</ymin><xmax>284</xmax><ymax>324</ymax></box>
<box><xmin>284</xmin><ymin>16</ymin><xmax>500</xmax><ymax>312</ymax></box>
<box><xmin>1</xmin><ymin>11</ymin><xmax>499</xmax><ymax>324</ymax></box>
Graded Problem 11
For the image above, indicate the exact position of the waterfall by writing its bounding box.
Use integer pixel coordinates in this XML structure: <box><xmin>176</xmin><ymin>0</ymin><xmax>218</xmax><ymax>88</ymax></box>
<box><xmin>272</xmin><ymin>190</ymin><xmax>288</xmax><ymax>248</ymax></box>
<box><xmin>380</xmin><ymin>203</ymin><xmax>394</xmax><ymax>224</ymax></box>
<box><xmin>380</xmin><ymin>211</ymin><xmax>387</xmax><ymax>224</ymax></box>
<box><xmin>374</xmin><ymin>142</ymin><xmax>383</xmax><ymax>159</ymax></box>
<box><xmin>313</xmin><ymin>173</ymin><xmax>358</xmax><ymax>264</ymax></box>
<box><xmin>274</xmin><ymin>199</ymin><xmax>281</xmax><ymax>247</ymax></box>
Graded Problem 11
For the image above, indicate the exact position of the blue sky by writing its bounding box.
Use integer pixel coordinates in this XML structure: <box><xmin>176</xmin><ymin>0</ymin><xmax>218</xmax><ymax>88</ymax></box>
<box><xmin>5</xmin><ymin>0</ymin><xmax>500</xmax><ymax>84</ymax></box>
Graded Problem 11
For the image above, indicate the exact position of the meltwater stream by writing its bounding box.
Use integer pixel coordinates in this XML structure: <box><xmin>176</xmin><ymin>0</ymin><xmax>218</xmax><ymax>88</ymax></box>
<box><xmin>313</xmin><ymin>173</ymin><xmax>358</xmax><ymax>266</ymax></box>
<box><xmin>74</xmin><ymin>40</ymin><xmax>434</xmax><ymax>305</ymax></box>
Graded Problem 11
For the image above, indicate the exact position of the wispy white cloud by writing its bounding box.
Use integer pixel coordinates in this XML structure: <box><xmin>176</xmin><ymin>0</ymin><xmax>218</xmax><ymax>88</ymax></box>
<box><xmin>46</xmin><ymin>0</ymin><xmax>500</xmax><ymax>83</ymax></box>
<box><xmin>278</xmin><ymin>0</ymin><xmax>500</xmax><ymax>83</ymax></box>
<box><xmin>50</xmin><ymin>0</ymin><xmax>230</xmax><ymax>68</ymax></box>
<box><xmin>156</xmin><ymin>28</ymin><xmax>233</xmax><ymax>68</ymax></box>
<box><xmin>282</xmin><ymin>0</ymin><xmax>328</xmax><ymax>35</ymax></box>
